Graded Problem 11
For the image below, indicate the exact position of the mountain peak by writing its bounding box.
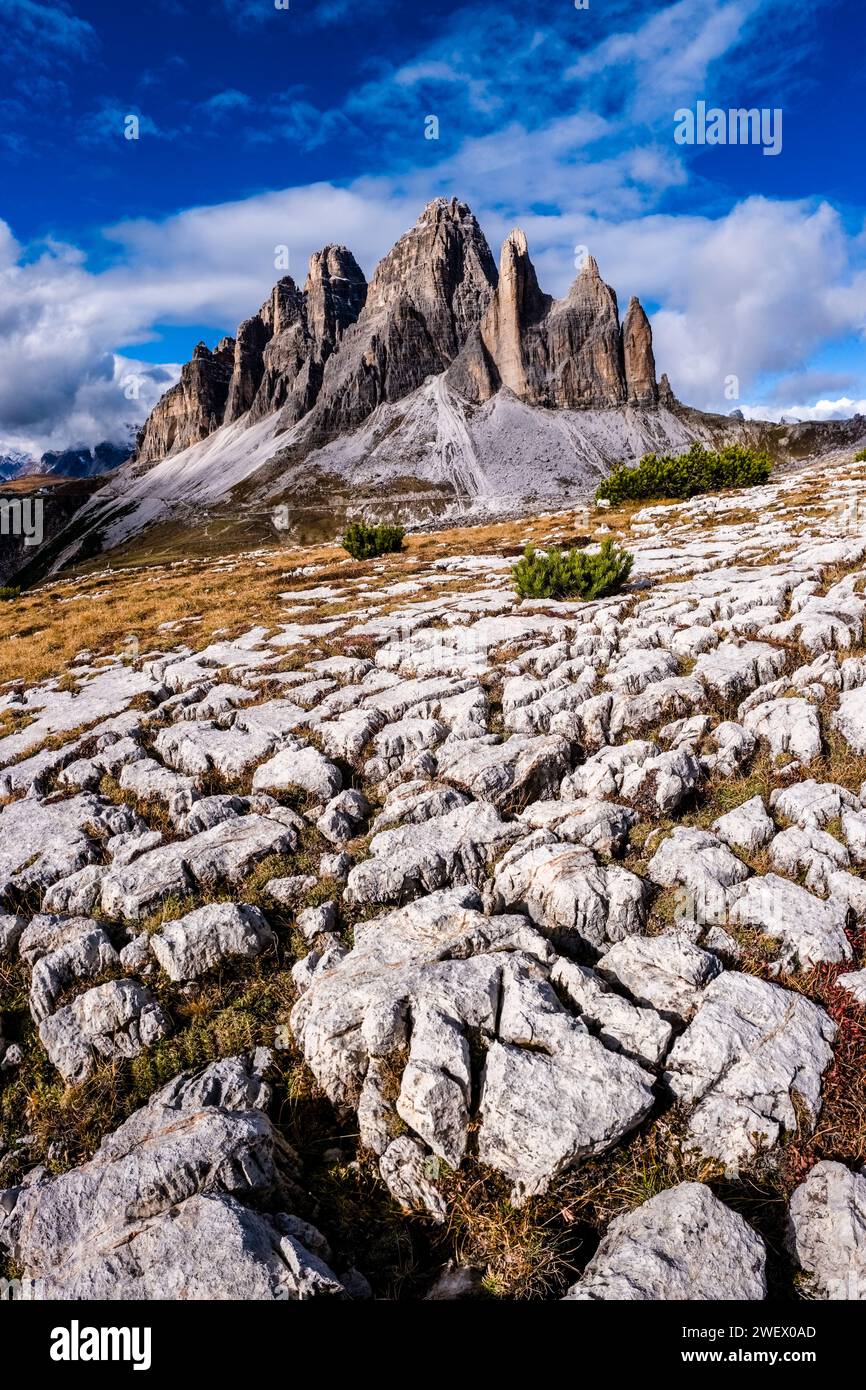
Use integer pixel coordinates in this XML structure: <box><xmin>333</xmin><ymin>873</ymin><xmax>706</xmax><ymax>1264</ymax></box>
<box><xmin>307</xmin><ymin>244</ymin><xmax>362</xmax><ymax>281</ymax></box>
<box><xmin>503</xmin><ymin>227</ymin><xmax>529</xmax><ymax>256</ymax></box>
<box><xmin>420</xmin><ymin>195</ymin><xmax>474</xmax><ymax>224</ymax></box>
<box><xmin>301</xmin><ymin>197</ymin><xmax>497</xmax><ymax>436</ymax></box>
<box><xmin>453</xmin><ymin>236</ymin><xmax>640</xmax><ymax>409</ymax></box>
<box><xmin>476</xmin><ymin>228</ymin><xmax>551</xmax><ymax>397</ymax></box>
<box><xmin>134</xmin><ymin>198</ymin><xmax>660</xmax><ymax>463</ymax></box>
<box><xmin>622</xmin><ymin>296</ymin><xmax>658</xmax><ymax>406</ymax></box>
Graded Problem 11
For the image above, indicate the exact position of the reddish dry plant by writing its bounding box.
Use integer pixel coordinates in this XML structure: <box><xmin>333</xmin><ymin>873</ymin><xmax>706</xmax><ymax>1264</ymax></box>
<box><xmin>776</xmin><ymin>918</ymin><xmax>866</xmax><ymax>1190</ymax></box>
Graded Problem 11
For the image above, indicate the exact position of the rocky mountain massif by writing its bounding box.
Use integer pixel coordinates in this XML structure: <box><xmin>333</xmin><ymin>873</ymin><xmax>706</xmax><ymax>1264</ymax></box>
<box><xmin>27</xmin><ymin>196</ymin><xmax>861</xmax><ymax>582</ymax></box>
<box><xmin>31</xmin><ymin>199</ymin><xmax>758</xmax><ymax>573</ymax></box>
<box><xmin>135</xmin><ymin>199</ymin><xmax>665</xmax><ymax>465</ymax></box>
<box><xmin>2</xmin><ymin>443</ymin><xmax>866</xmax><ymax>1299</ymax></box>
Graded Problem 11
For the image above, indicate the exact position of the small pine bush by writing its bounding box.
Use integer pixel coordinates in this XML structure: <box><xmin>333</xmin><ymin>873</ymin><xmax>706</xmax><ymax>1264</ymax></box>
<box><xmin>854</xmin><ymin>448</ymin><xmax>866</xmax><ymax>463</ymax></box>
<box><xmin>0</xmin><ymin>586</ymin><xmax>20</xmax><ymax>602</ymax></box>
<box><xmin>596</xmin><ymin>442</ymin><xmax>772</xmax><ymax>505</ymax></box>
<box><xmin>513</xmin><ymin>538</ymin><xmax>633</xmax><ymax>602</ymax></box>
<box><xmin>342</xmin><ymin>519</ymin><xmax>405</xmax><ymax>560</ymax></box>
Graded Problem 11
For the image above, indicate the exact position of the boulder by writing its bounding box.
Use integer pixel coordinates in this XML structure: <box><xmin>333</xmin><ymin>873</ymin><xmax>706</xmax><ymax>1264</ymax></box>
<box><xmin>344</xmin><ymin>802</ymin><xmax>520</xmax><ymax>907</ymax></box>
<box><xmin>150</xmin><ymin>903</ymin><xmax>274</xmax><ymax>982</ymax></box>
<box><xmin>551</xmin><ymin>958</ymin><xmax>673</xmax><ymax>1067</ymax></box>
<box><xmin>727</xmin><ymin>873</ymin><xmax>851</xmax><ymax>969</ymax></box>
<box><xmin>742</xmin><ymin>698</ymin><xmax>821</xmax><ymax>765</ymax></box>
<box><xmin>0</xmin><ymin>1053</ymin><xmax>346</xmax><ymax>1298</ymax></box>
<box><xmin>787</xmin><ymin>1161</ymin><xmax>866</xmax><ymax>1300</ymax></box>
<box><xmin>0</xmin><ymin>794</ymin><xmax>139</xmax><ymax>896</ymax></box>
<box><xmin>38</xmin><ymin>979</ymin><xmax>171</xmax><ymax>1082</ymax></box>
<box><xmin>29</xmin><ymin>922</ymin><xmax>120</xmax><ymax>1022</ymax></box>
<box><xmin>518</xmin><ymin>798</ymin><xmax>637</xmax><ymax>856</ymax></box>
<box><xmin>252</xmin><ymin>743</ymin><xmax>342</xmax><ymax>800</ymax></box>
<box><xmin>493</xmin><ymin>837</ymin><xmax>648</xmax><ymax>950</ymax></box>
<box><xmin>565</xmin><ymin>1182</ymin><xmax>766</xmax><ymax>1300</ymax></box>
<box><xmin>596</xmin><ymin>933</ymin><xmax>721</xmax><ymax>1020</ymax></box>
<box><xmin>648</xmin><ymin>826</ymin><xmax>750</xmax><ymax>927</ymax></box>
<box><xmin>435</xmin><ymin>733</ymin><xmax>570</xmax><ymax>812</ymax></box>
<box><xmin>836</xmin><ymin>968</ymin><xmax>866</xmax><ymax>1006</ymax></box>
<box><xmin>712</xmin><ymin>796</ymin><xmax>775</xmax><ymax>854</ymax></box>
<box><xmin>291</xmin><ymin>888</ymin><xmax>654</xmax><ymax>1203</ymax></box>
<box><xmin>101</xmin><ymin>814</ymin><xmax>298</xmax><ymax>920</ymax></box>
<box><xmin>665</xmin><ymin>973</ymin><xmax>835</xmax><ymax>1168</ymax></box>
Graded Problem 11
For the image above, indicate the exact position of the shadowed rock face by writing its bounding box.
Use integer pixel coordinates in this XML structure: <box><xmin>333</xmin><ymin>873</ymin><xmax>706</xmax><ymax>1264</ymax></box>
<box><xmin>225</xmin><ymin>308</ymin><xmax>277</xmax><ymax>424</ymax></box>
<box><xmin>135</xmin><ymin>338</ymin><xmax>236</xmax><ymax>462</ymax></box>
<box><xmin>136</xmin><ymin>248</ymin><xmax>369</xmax><ymax>462</ymax></box>
<box><xmin>306</xmin><ymin>245</ymin><xmax>370</xmax><ymax>359</ymax></box>
<box><xmin>449</xmin><ymin>243</ymin><xmax>655</xmax><ymax>410</ymax></box>
<box><xmin>623</xmin><ymin>297</ymin><xmax>658</xmax><ymax>407</ymax></box>
<box><xmin>134</xmin><ymin>197</ymin><xmax>660</xmax><ymax>464</ymax></box>
<box><xmin>242</xmin><ymin>276</ymin><xmax>310</xmax><ymax>425</ymax></box>
<box><xmin>248</xmin><ymin>248</ymin><xmax>368</xmax><ymax>426</ymax></box>
<box><xmin>304</xmin><ymin>196</ymin><xmax>498</xmax><ymax>436</ymax></box>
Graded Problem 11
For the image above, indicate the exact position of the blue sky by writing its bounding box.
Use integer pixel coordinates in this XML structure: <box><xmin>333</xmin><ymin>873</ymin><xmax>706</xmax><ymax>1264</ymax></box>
<box><xmin>0</xmin><ymin>0</ymin><xmax>864</xmax><ymax>453</ymax></box>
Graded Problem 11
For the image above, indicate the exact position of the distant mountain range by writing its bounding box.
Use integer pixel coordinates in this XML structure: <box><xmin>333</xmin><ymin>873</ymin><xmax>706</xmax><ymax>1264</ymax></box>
<box><xmin>7</xmin><ymin>198</ymin><xmax>866</xmax><ymax>580</ymax></box>
<box><xmin>0</xmin><ymin>440</ymin><xmax>131</xmax><ymax>484</ymax></box>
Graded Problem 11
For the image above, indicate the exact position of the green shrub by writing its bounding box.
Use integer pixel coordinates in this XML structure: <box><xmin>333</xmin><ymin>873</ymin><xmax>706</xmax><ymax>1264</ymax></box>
<box><xmin>596</xmin><ymin>442</ymin><xmax>772</xmax><ymax>505</ymax></box>
<box><xmin>854</xmin><ymin>448</ymin><xmax>866</xmax><ymax>463</ymax></box>
<box><xmin>341</xmin><ymin>519</ymin><xmax>405</xmax><ymax>560</ymax></box>
<box><xmin>513</xmin><ymin>538</ymin><xmax>634</xmax><ymax>602</ymax></box>
<box><xmin>0</xmin><ymin>586</ymin><xmax>20</xmax><ymax>602</ymax></box>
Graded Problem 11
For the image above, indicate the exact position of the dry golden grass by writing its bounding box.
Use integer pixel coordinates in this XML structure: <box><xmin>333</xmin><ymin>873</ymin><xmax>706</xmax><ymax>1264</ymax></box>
<box><xmin>5</xmin><ymin>445</ymin><xmax>853</xmax><ymax>693</ymax></box>
<box><xmin>0</xmin><ymin>506</ymin><xmax>610</xmax><ymax>687</ymax></box>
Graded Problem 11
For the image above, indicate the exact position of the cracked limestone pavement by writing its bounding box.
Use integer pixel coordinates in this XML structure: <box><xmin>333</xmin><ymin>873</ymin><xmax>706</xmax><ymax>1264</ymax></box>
<box><xmin>3</xmin><ymin>446</ymin><xmax>866</xmax><ymax>1298</ymax></box>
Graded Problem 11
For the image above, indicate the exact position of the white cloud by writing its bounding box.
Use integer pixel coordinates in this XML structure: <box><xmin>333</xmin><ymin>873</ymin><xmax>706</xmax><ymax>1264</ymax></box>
<box><xmin>565</xmin><ymin>0</ymin><xmax>820</xmax><ymax>121</ymax></box>
<box><xmin>0</xmin><ymin>185</ymin><xmax>423</xmax><ymax>454</ymax></box>
<box><xmin>568</xmin><ymin>0</ymin><xmax>761</xmax><ymax>101</ymax></box>
<box><xmin>531</xmin><ymin>197</ymin><xmax>866</xmax><ymax>413</ymax></box>
<box><xmin>739</xmin><ymin>397</ymin><xmax>866</xmax><ymax>423</ymax></box>
<box><xmin>0</xmin><ymin>222</ymin><xmax>182</xmax><ymax>455</ymax></box>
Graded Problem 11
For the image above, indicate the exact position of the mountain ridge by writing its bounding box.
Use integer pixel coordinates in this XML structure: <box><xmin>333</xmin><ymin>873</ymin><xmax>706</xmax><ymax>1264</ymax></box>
<box><xmin>0</xmin><ymin>440</ymin><xmax>131</xmax><ymax>483</ymax></box>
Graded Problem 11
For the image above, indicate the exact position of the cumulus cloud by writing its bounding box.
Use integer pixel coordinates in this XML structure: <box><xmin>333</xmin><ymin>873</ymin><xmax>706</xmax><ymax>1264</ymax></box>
<box><xmin>0</xmin><ymin>222</ymin><xmax>182</xmax><ymax>455</ymax></box>
<box><xmin>0</xmin><ymin>184</ymin><xmax>422</xmax><ymax>454</ymax></box>
<box><xmin>603</xmin><ymin>199</ymin><xmax>866</xmax><ymax>413</ymax></box>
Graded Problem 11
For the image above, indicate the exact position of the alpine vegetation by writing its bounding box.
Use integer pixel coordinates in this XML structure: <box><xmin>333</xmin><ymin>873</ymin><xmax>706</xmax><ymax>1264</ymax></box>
<box><xmin>596</xmin><ymin>443</ymin><xmax>773</xmax><ymax>505</ymax></box>
<box><xmin>512</xmin><ymin>538</ymin><xmax>634</xmax><ymax>601</ymax></box>
<box><xmin>341</xmin><ymin>520</ymin><xmax>406</xmax><ymax>560</ymax></box>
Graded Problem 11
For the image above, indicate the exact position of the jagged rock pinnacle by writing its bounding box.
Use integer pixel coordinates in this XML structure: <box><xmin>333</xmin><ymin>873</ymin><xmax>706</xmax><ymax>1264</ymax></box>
<box><xmin>135</xmin><ymin>199</ymin><xmax>660</xmax><ymax>462</ymax></box>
